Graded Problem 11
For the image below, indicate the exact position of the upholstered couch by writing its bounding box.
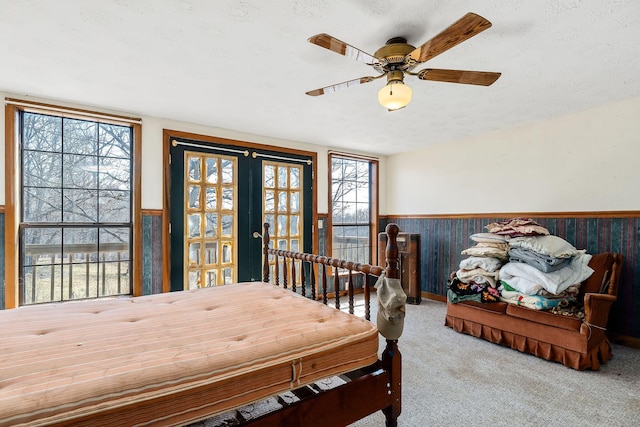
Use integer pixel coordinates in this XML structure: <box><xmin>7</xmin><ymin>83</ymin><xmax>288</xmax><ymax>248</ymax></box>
<box><xmin>445</xmin><ymin>253</ymin><xmax>623</xmax><ymax>370</ymax></box>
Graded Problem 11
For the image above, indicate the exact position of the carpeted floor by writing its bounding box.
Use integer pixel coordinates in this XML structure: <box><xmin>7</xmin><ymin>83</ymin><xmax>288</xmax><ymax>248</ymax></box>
<box><xmin>350</xmin><ymin>299</ymin><xmax>640</xmax><ymax>427</ymax></box>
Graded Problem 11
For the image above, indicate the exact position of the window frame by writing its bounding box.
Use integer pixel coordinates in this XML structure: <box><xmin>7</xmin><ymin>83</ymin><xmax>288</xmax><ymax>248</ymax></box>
<box><xmin>327</xmin><ymin>152</ymin><xmax>379</xmax><ymax>266</ymax></box>
<box><xmin>4</xmin><ymin>98</ymin><xmax>142</xmax><ymax>308</ymax></box>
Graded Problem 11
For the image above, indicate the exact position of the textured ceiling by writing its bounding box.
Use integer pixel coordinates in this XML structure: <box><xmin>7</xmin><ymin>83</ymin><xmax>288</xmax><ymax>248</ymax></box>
<box><xmin>1</xmin><ymin>1</ymin><xmax>639</xmax><ymax>155</ymax></box>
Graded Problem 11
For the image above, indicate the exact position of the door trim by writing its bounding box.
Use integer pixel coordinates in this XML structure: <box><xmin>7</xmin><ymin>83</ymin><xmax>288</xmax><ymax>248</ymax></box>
<box><xmin>162</xmin><ymin>129</ymin><xmax>318</xmax><ymax>293</ymax></box>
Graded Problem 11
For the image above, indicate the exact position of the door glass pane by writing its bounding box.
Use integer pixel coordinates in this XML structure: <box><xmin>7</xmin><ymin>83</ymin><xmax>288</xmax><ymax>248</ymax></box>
<box><xmin>221</xmin><ymin>187</ymin><xmax>233</xmax><ymax>210</ymax></box>
<box><xmin>205</xmin><ymin>213</ymin><xmax>217</xmax><ymax>237</ymax></box>
<box><xmin>188</xmin><ymin>270</ymin><xmax>200</xmax><ymax>289</ymax></box>
<box><xmin>205</xmin><ymin>242</ymin><xmax>218</xmax><ymax>263</ymax></box>
<box><xmin>205</xmin><ymin>187</ymin><xmax>217</xmax><ymax>209</ymax></box>
<box><xmin>222</xmin><ymin>215</ymin><xmax>233</xmax><ymax>236</ymax></box>
<box><xmin>189</xmin><ymin>242</ymin><xmax>201</xmax><ymax>266</ymax></box>
<box><xmin>265</xmin><ymin>190</ymin><xmax>275</xmax><ymax>212</ymax></box>
<box><xmin>277</xmin><ymin>215</ymin><xmax>287</xmax><ymax>237</ymax></box>
<box><xmin>290</xmin><ymin>215</ymin><xmax>299</xmax><ymax>236</ymax></box>
<box><xmin>188</xmin><ymin>186</ymin><xmax>200</xmax><ymax>208</ymax></box>
<box><xmin>290</xmin><ymin>191</ymin><xmax>299</xmax><ymax>213</ymax></box>
<box><xmin>264</xmin><ymin>165</ymin><xmax>275</xmax><ymax>188</ymax></box>
<box><xmin>189</xmin><ymin>157</ymin><xmax>201</xmax><ymax>181</ymax></box>
<box><xmin>277</xmin><ymin>167</ymin><xmax>287</xmax><ymax>188</ymax></box>
<box><xmin>278</xmin><ymin>191</ymin><xmax>287</xmax><ymax>212</ymax></box>
<box><xmin>188</xmin><ymin>214</ymin><xmax>201</xmax><ymax>238</ymax></box>
<box><xmin>205</xmin><ymin>270</ymin><xmax>217</xmax><ymax>287</ymax></box>
<box><xmin>205</xmin><ymin>157</ymin><xmax>218</xmax><ymax>183</ymax></box>
<box><xmin>290</xmin><ymin>168</ymin><xmax>299</xmax><ymax>188</ymax></box>
<box><xmin>221</xmin><ymin>159</ymin><xmax>233</xmax><ymax>184</ymax></box>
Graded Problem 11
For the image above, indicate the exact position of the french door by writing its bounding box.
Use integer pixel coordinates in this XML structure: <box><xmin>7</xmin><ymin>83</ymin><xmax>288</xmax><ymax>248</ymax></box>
<box><xmin>167</xmin><ymin>135</ymin><xmax>313</xmax><ymax>291</ymax></box>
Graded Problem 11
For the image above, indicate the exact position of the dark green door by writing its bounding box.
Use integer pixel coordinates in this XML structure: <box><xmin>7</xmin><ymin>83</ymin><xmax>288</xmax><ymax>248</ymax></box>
<box><xmin>168</xmin><ymin>138</ymin><xmax>312</xmax><ymax>291</ymax></box>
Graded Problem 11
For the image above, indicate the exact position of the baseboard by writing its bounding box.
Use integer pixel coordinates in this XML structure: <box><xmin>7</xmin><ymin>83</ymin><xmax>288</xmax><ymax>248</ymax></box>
<box><xmin>609</xmin><ymin>333</ymin><xmax>640</xmax><ymax>350</ymax></box>
<box><xmin>421</xmin><ymin>292</ymin><xmax>446</xmax><ymax>303</ymax></box>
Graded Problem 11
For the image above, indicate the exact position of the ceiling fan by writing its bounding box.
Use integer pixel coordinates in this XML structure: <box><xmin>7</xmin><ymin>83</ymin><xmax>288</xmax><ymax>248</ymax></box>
<box><xmin>306</xmin><ymin>12</ymin><xmax>501</xmax><ymax>111</ymax></box>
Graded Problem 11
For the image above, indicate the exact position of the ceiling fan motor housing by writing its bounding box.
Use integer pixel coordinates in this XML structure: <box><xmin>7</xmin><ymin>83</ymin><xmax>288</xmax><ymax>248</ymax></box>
<box><xmin>373</xmin><ymin>37</ymin><xmax>416</xmax><ymax>74</ymax></box>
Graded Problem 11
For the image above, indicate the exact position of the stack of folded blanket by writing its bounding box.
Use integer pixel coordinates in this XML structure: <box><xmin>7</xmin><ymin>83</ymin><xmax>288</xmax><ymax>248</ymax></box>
<box><xmin>448</xmin><ymin>233</ymin><xmax>508</xmax><ymax>304</ymax></box>
<box><xmin>448</xmin><ymin>218</ymin><xmax>595</xmax><ymax>311</ymax></box>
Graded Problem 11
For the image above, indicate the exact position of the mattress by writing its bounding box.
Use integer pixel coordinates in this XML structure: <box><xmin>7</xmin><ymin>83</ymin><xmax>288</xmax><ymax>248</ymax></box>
<box><xmin>0</xmin><ymin>282</ymin><xmax>379</xmax><ymax>426</ymax></box>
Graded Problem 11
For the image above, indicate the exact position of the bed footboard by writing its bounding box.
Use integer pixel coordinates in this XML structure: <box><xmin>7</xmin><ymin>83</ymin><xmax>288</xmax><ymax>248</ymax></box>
<box><xmin>258</xmin><ymin>222</ymin><xmax>402</xmax><ymax>427</ymax></box>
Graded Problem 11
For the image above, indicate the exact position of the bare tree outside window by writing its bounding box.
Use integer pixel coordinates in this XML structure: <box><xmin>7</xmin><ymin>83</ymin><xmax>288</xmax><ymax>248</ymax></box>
<box><xmin>330</xmin><ymin>156</ymin><xmax>372</xmax><ymax>264</ymax></box>
<box><xmin>20</xmin><ymin>112</ymin><xmax>133</xmax><ymax>304</ymax></box>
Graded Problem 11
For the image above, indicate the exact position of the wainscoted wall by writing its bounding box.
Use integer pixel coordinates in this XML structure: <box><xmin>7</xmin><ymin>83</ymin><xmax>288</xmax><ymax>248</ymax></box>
<box><xmin>381</xmin><ymin>214</ymin><xmax>639</xmax><ymax>339</ymax></box>
<box><xmin>141</xmin><ymin>212</ymin><xmax>163</xmax><ymax>295</ymax></box>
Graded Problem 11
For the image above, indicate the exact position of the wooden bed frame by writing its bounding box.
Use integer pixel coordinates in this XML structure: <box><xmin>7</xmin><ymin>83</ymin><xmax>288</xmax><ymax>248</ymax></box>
<box><xmin>234</xmin><ymin>222</ymin><xmax>403</xmax><ymax>427</ymax></box>
<box><xmin>0</xmin><ymin>223</ymin><xmax>402</xmax><ymax>427</ymax></box>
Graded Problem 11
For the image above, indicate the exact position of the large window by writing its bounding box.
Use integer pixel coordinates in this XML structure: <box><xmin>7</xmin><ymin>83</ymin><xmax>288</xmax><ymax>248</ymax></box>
<box><xmin>5</xmin><ymin>100</ymin><xmax>141</xmax><ymax>307</ymax></box>
<box><xmin>329</xmin><ymin>154</ymin><xmax>378</xmax><ymax>265</ymax></box>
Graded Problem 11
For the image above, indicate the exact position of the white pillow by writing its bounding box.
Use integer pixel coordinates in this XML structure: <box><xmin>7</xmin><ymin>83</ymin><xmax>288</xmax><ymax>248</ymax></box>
<box><xmin>470</xmin><ymin>233</ymin><xmax>507</xmax><ymax>243</ymax></box>
<box><xmin>508</xmin><ymin>235</ymin><xmax>583</xmax><ymax>258</ymax></box>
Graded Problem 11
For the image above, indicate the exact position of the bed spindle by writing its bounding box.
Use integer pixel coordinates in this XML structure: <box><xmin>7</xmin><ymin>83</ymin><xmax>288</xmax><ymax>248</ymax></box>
<box><xmin>333</xmin><ymin>267</ymin><xmax>340</xmax><ymax>309</ymax></box>
<box><xmin>364</xmin><ymin>274</ymin><xmax>371</xmax><ymax>321</ymax></box>
<box><xmin>321</xmin><ymin>262</ymin><xmax>328</xmax><ymax>305</ymax></box>
<box><xmin>282</xmin><ymin>256</ymin><xmax>288</xmax><ymax>289</ymax></box>
<box><xmin>310</xmin><ymin>263</ymin><xmax>316</xmax><ymax>300</ymax></box>
<box><xmin>291</xmin><ymin>259</ymin><xmax>297</xmax><ymax>293</ymax></box>
<box><xmin>300</xmin><ymin>260</ymin><xmax>306</xmax><ymax>297</ymax></box>
<box><xmin>348</xmin><ymin>270</ymin><xmax>354</xmax><ymax>315</ymax></box>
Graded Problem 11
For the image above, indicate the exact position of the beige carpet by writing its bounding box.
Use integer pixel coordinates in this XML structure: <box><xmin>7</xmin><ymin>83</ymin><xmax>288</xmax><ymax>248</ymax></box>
<box><xmin>350</xmin><ymin>299</ymin><xmax>640</xmax><ymax>427</ymax></box>
<box><xmin>192</xmin><ymin>297</ymin><xmax>640</xmax><ymax>426</ymax></box>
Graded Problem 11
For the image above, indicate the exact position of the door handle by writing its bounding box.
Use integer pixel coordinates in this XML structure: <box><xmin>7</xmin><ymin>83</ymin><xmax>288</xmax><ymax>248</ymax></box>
<box><xmin>252</xmin><ymin>231</ymin><xmax>262</xmax><ymax>239</ymax></box>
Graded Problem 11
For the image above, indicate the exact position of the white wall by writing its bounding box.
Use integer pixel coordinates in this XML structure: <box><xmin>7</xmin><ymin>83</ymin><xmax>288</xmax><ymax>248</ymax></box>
<box><xmin>1</xmin><ymin>93</ymin><xmax>387</xmax><ymax>214</ymax></box>
<box><xmin>386</xmin><ymin>96</ymin><xmax>640</xmax><ymax>215</ymax></box>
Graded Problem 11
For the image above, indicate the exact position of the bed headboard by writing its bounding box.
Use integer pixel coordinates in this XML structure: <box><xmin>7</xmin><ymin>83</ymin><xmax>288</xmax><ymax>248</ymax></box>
<box><xmin>261</xmin><ymin>222</ymin><xmax>400</xmax><ymax>320</ymax></box>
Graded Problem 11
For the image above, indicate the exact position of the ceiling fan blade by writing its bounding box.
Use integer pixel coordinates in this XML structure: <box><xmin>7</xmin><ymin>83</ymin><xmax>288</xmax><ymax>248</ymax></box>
<box><xmin>408</xmin><ymin>12</ymin><xmax>492</xmax><ymax>64</ymax></box>
<box><xmin>308</xmin><ymin>33</ymin><xmax>377</xmax><ymax>65</ymax></box>
<box><xmin>418</xmin><ymin>69</ymin><xmax>501</xmax><ymax>86</ymax></box>
<box><xmin>305</xmin><ymin>76</ymin><xmax>378</xmax><ymax>96</ymax></box>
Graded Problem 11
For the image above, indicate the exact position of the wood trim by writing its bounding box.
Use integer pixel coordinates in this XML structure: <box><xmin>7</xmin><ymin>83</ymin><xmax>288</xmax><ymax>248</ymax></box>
<box><xmin>5</xmin><ymin>98</ymin><xmax>141</xmax><ymax>124</ymax></box>
<box><xmin>141</xmin><ymin>209</ymin><xmax>163</xmax><ymax>216</ymax></box>
<box><xmin>162</xmin><ymin>131</ymin><xmax>172</xmax><ymax>293</ymax></box>
<box><xmin>383</xmin><ymin>210</ymin><xmax>640</xmax><ymax>219</ymax></box>
<box><xmin>163</xmin><ymin>129</ymin><xmax>317</xmax><ymax>159</ymax></box>
<box><xmin>609</xmin><ymin>333</ymin><xmax>640</xmax><ymax>350</ymax></box>
<box><xmin>371</xmin><ymin>160</ymin><xmax>379</xmax><ymax>265</ymax></box>
<box><xmin>422</xmin><ymin>292</ymin><xmax>446</xmax><ymax>303</ymax></box>
<box><xmin>132</xmin><ymin>124</ymin><xmax>143</xmax><ymax>297</ymax></box>
<box><xmin>4</xmin><ymin>104</ymin><xmax>18</xmax><ymax>308</ymax></box>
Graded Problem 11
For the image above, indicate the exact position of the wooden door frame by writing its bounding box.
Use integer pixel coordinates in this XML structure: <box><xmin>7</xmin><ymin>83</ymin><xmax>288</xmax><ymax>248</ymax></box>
<box><xmin>162</xmin><ymin>129</ymin><xmax>317</xmax><ymax>293</ymax></box>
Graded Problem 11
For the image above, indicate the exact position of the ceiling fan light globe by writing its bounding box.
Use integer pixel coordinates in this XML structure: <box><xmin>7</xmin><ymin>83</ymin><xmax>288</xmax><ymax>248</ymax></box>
<box><xmin>378</xmin><ymin>82</ymin><xmax>412</xmax><ymax>110</ymax></box>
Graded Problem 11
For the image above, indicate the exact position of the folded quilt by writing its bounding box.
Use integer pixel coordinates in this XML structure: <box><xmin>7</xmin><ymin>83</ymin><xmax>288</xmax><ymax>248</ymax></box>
<box><xmin>499</xmin><ymin>289</ymin><xmax>567</xmax><ymax>310</ymax></box>
<box><xmin>461</xmin><ymin>242</ymin><xmax>509</xmax><ymax>261</ymax></box>
<box><xmin>447</xmin><ymin>277</ymin><xmax>500</xmax><ymax>303</ymax></box>
<box><xmin>508</xmin><ymin>247</ymin><xmax>570</xmax><ymax>273</ymax></box>
<box><xmin>456</xmin><ymin>267</ymin><xmax>499</xmax><ymax>288</ymax></box>
<box><xmin>485</xmin><ymin>217</ymin><xmax>550</xmax><ymax>237</ymax></box>
<box><xmin>498</xmin><ymin>254</ymin><xmax>594</xmax><ymax>295</ymax></box>
<box><xmin>459</xmin><ymin>256</ymin><xmax>503</xmax><ymax>272</ymax></box>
